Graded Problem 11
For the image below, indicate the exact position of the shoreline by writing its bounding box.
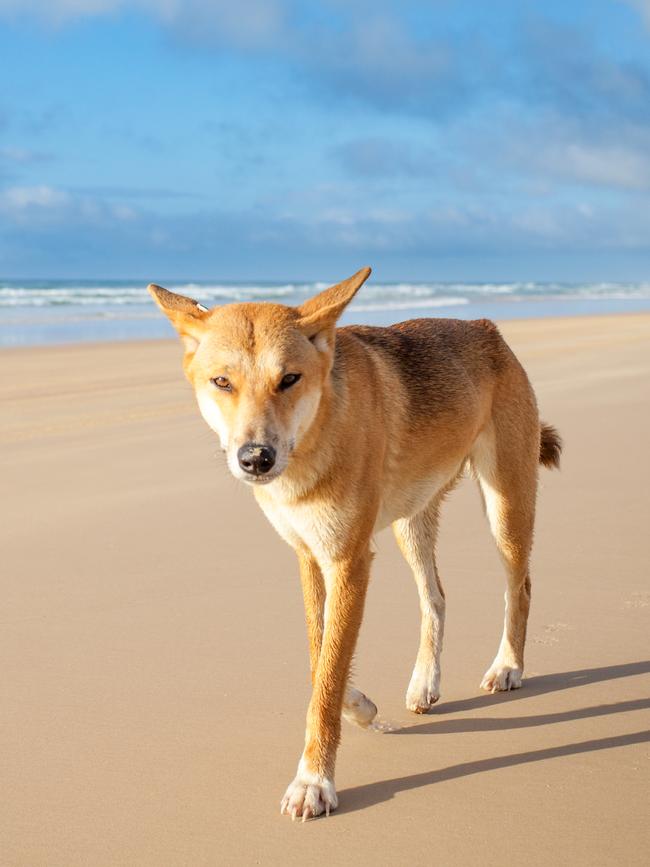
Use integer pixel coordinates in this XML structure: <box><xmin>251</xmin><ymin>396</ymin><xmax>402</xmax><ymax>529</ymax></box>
<box><xmin>2</xmin><ymin>299</ymin><xmax>650</xmax><ymax>350</ymax></box>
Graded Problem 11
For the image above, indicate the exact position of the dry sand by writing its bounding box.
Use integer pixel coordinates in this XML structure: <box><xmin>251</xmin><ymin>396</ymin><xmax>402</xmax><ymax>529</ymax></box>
<box><xmin>1</xmin><ymin>313</ymin><xmax>649</xmax><ymax>866</ymax></box>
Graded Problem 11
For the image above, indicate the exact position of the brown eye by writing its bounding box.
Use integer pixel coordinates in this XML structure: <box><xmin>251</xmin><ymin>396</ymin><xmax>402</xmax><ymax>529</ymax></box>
<box><xmin>279</xmin><ymin>373</ymin><xmax>301</xmax><ymax>391</ymax></box>
<box><xmin>211</xmin><ymin>376</ymin><xmax>232</xmax><ymax>392</ymax></box>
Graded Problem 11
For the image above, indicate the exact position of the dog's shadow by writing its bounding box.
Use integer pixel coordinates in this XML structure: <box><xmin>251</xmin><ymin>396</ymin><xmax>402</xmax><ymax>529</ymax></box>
<box><xmin>339</xmin><ymin>661</ymin><xmax>650</xmax><ymax>815</ymax></box>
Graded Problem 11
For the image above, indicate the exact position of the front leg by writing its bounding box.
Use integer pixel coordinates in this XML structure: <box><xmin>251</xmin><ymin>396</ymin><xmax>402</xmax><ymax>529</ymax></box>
<box><xmin>298</xmin><ymin>550</ymin><xmax>378</xmax><ymax>728</ymax></box>
<box><xmin>281</xmin><ymin>549</ymin><xmax>372</xmax><ymax>820</ymax></box>
<box><xmin>297</xmin><ymin>550</ymin><xmax>325</xmax><ymax>684</ymax></box>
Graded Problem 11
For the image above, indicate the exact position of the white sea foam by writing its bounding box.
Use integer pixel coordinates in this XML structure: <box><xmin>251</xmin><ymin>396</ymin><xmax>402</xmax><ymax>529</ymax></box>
<box><xmin>352</xmin><ymin>297</ymin><xmax>470</xmax><ymax>311</ymax></box>
<box><xmin>2</xmin><ymin>279</ymin><xmax>650</xmax><ymax>346</ymax></box>
<box><xmin>1</xmin><ymin>280</ymin><xmax>650</xmax><ymax>312</ymax></box>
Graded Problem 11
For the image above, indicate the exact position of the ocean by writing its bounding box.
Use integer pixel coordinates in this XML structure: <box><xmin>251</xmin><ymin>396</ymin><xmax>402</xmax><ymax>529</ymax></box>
<box><xmin>2</xmin><ymin>278</ymin><xmax>650</xmax><ymax>347</ymax></box>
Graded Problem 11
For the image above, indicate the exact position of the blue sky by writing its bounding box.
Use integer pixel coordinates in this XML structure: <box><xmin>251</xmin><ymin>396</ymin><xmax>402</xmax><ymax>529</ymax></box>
<box><xmin>1</xmin><ymin>0</ymin><xmax>650</xmax><ymax>281</ymax></box>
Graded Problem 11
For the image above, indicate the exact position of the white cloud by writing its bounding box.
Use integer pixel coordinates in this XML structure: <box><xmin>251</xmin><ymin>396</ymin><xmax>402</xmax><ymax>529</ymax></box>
<box><xmin>0</xmin><ymin>1</ymin><xmax>457</xmax><ymax>108</ymax></box>
<box><xmin>150</xmin><ymin>0</ymin><xmax>286</xmax><ymax>48</ymax></box>
<box><xmin>540</xmin><ymin>141</ymin><xmax>650</xmax><ymax>191</ymax></box>
<box><xmin>484</xmin><ymin>106</ymin><xmax>650</xmax><ymax>193</ymax></box>
<box><xmin>0</xmin><ymin>0</ymin><xmax>287</xmax><ymax>45</ymax></box>
<box><xmin>0</xmin><ymin>0</ymin><xmax>122</xmax><ymax>24</ymax></box>
<box><xmin>0</xmin><ymin>184</ymin><xmax>69</xmax><ymax>209</ymax></box>
<box><xmin>111</xmin><ymin>203</ymin><xmax>137</xmax><ymax>220</ymax></box>
<box><xmin>0</xmin><ymin>184</ymin><xmax>141</xmax><ymax>229</ymax></box>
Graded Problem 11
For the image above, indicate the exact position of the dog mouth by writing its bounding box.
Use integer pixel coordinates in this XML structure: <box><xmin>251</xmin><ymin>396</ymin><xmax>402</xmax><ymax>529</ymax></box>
<box><xmin>234</xmin><ymin>464</ymin><xmax>286</xmax><ymax>485</ymax></box>
<box><xmin>240</xmin><ymin>473</ymin><xmax>280</xmax><ymax>485</ymax></box>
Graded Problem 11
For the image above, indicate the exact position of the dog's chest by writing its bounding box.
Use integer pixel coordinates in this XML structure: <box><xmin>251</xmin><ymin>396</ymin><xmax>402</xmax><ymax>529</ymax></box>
<box><xmin>256</xmin><ymin>494</ymin><xmax>356</xmax><ymax>565</ymax></box>
<box><xmin>257</xmin><ymin>468</ymin><xmax>455</xmax><ymax>563</ymax></box>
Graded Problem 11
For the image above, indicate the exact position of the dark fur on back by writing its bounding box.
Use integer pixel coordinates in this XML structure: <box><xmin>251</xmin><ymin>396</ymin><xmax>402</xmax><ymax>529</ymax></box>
<box><xmin>340</xmin><ymin>318</ymin><xmax>562</xmax><ymax>472</ymax></box>
<box><xmin>539</xmin><ymin>423</ymin><xmax>562</xmax><ymax>469</ymax></box>
<box><xmin>345</xmin><ymin>318</ymin><xmax>506</xmax><ymax>376</ymax></box>
<box><xmin>341</xmin><ymin>318</ymin><xmax>507</xmax><ymax>417</ymax></box>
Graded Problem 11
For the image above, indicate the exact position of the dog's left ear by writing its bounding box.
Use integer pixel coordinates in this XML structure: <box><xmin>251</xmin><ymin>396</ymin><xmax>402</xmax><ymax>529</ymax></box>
<box><xmin>147</xmin><ymin>283</ymin><xmax>210</xmax><ymax>354</ymax></box>
<box><xmin>298</xmin><ymin>266</ymin><xmax>371</xmax><ymax>349</ymax></box>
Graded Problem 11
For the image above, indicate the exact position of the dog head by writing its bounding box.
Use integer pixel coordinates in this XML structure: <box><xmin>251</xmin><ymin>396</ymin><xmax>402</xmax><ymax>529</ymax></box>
<box><xmin>148</xmin><ymin>267</ymin><xmax>371</xmax><ymax>484</ymax></box>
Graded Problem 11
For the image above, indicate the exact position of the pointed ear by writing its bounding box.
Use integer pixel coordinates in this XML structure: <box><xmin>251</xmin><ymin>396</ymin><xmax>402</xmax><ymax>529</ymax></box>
<box><xmin>147</xmin><ymin>283</ymin><xmax>210</xmax><ymax>353</ymax></box>
<box><xmin>297</xmin><ymin>266</ymin><xmax>371</xmax><ymax>347</ymax></box>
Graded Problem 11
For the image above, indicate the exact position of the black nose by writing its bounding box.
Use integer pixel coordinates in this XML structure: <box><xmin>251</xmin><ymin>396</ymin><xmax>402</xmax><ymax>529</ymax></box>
<box><xmin>237</xmin><ymin>443</ymin><xmax>276</xmax><ymax>476</ymax></box>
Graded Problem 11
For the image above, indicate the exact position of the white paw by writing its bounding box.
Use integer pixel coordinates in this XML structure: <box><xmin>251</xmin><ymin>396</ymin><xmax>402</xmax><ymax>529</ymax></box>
<box><xmin>280</xmin><ymin>772</ymin><xmax>338</xmax><ymax>821</ymax></box>
<box><xmin>480</xmin><ymin>663</ymin><xmax>523</xmax><ymax>693</ymax></box>
<box><xmin>342</xmin><ymin>686</ymin><xmax>378</xmax><ymax>728</ymax></box>
<box><xmin>406</xmin><ymin>667</ymin><xmax>440</xmax><ymax>713</ymax></box>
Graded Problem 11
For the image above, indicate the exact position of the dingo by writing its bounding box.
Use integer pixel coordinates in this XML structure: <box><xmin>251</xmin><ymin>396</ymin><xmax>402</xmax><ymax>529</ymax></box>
<box><xmin>148</xmin><ymin>267</ymin><xmax>561</xmax><ymax>820</ymax></box>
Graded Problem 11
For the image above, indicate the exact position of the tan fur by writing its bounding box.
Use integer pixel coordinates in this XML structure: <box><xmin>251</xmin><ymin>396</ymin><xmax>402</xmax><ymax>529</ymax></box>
<box><xmin>148</xmin><ymin>268</ymin><xmax>562</xmax><ymax>820</ymax></box>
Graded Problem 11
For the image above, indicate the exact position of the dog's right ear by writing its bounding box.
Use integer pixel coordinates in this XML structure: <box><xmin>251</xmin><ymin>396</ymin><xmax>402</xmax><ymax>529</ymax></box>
<box><xmin>147</xmin><ymin>284</ymin><xmax>210</xmax><ymax>354</ymax></box>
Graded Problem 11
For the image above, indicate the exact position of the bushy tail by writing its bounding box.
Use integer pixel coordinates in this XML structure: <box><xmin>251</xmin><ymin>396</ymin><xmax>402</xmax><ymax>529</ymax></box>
<box><xmin>539</xmin><ymin>422</ymin><xmax>562</xmax><ymax>470</ymax></box>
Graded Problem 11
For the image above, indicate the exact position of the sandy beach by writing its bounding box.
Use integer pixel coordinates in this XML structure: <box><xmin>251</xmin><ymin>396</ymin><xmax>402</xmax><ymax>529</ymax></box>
<box><xmin>2</xmin><ymin>312</ymin><xmax>649</xmax><ymax>866</ymax></box>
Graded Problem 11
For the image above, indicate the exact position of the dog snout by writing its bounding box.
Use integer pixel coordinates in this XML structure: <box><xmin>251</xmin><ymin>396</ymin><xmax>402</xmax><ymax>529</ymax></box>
<box><xmin>237</xmin><ymin>443</ymin><xmax>277</xmax><ymax>476</ymax></box>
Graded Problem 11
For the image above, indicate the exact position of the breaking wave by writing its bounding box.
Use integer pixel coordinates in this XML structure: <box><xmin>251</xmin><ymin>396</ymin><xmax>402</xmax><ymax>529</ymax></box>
<box><xmin>2</xmin><ymin>279</ymin><xmax>650</xmax><ymax>311</ymax></box>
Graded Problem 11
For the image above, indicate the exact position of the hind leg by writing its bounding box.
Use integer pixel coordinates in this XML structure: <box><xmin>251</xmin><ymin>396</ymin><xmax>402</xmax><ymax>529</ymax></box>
<box><xmin>472</xmin><ymin>415</ymin><xmax>538</xmax><ymax>693</ymax></box>
<box><xmin>393</xmin><ymin>498</ymin><xmax>446</xmax><ymax>713</ymax></box>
